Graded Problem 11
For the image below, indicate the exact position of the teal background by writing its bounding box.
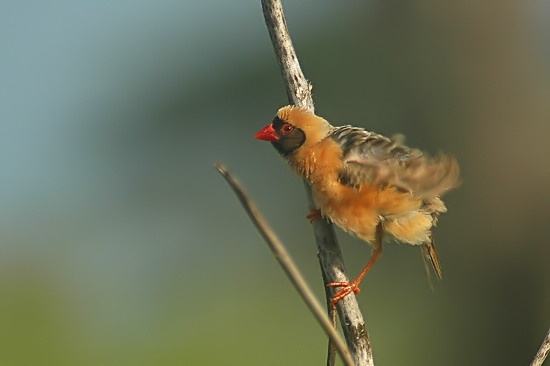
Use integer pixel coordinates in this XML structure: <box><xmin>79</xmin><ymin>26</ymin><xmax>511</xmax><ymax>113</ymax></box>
<box><xmin>1</xmin><ymin>1</ymin><xmax>549</xmax><ymax>365</ymax></box>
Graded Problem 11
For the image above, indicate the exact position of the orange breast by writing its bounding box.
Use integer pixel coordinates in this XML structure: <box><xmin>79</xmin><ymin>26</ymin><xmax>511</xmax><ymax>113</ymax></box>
<box><xmin>291</xmin><ymin>138</ymin><xmax>426</xmax><ymax>243</ymax></box>
<box><xmin>317</xmin><ymin>182</ymin><xmax>422</xmax><ymax>242</ymax></box>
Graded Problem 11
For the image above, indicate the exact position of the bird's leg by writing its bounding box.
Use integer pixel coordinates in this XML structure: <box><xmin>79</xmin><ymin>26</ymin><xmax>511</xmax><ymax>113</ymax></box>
<box><xmin>306</xmin><ymin>207</ymin><xmax>323</xmax><ymax>223</ymax></box>
<box><xmin>328</xmin><ymin>224</ymin><xmax>383</xmax><ymax>307</ymax></box>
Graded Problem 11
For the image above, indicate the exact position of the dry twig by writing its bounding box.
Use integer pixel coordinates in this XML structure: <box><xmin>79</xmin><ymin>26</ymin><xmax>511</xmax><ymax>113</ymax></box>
<box><xmin>260</xmin><ymin>1</ymin><xmax>373</xmax><ymax>365</ymax></box>
<box><xmin>530</xmin><ymin>327</ymin><xmax>550</xmax><ymax>366</ymax></box>
<box><xmin>215</xmin><ymin>163</ymin><xmax>354</xmax><ymax>366</ymax></box>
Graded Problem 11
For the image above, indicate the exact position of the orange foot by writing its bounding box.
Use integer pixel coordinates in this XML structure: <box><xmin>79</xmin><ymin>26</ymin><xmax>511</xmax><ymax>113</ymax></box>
<box><xmin>306</xmin><ymin>208</ymin><xmax>323</xmax><ymax>223</ymax></box>
<box><xmin>327</xmin><ymin>281</ymin><xmax>361</xmax><ymax>308</ymax></box>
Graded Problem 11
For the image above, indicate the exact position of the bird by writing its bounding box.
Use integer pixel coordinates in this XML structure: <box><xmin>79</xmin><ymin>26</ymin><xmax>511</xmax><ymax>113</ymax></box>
<box><xmin>254</xmin><ymin>105</ymin><xmax>460</xmax><ymax>307</ymax></box>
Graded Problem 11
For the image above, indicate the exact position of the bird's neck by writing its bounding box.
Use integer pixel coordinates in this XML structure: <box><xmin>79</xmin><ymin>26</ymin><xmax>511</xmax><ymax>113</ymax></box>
<box><xmin>287</xmin><ymin>139</ymin><xmax>342</xmax><ymax>188</ymax></box>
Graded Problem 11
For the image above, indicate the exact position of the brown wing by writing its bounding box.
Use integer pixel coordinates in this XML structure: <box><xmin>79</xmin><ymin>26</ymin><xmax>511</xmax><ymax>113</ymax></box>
<box><xmin>331</xmin><ymin>126</ymin><xmax>461</xmax><ymax>199</ymax></box>
<box><xmin>331</xmin><ymin>126</ymin><xmax>457</xmax><ymax>286</ymax></box>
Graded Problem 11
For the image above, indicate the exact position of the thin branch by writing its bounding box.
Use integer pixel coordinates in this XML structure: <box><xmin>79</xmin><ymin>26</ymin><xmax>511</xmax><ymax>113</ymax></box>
<box><xmin>260</xmin><ymin>0</ymin><xmax>313</xmax><ymax>110</ymax></box>
<box><xmin>530</xmin><ymin>327</ymin><xmax>550</xmax><ymax>366</ymax></box>
<box><xmin>215</xmin><ymin>163</ymin><xmax>354</xmax><ymax>366</ymax></box>
<box><xmin>319</xmin><ymin>264</ymin><xmax>337</xmax><ymax>366</ymax></box>
<box><xmin>261</xmin><ymin>1</ymin><xmax>374</xmax><ymax>365</ymax></box>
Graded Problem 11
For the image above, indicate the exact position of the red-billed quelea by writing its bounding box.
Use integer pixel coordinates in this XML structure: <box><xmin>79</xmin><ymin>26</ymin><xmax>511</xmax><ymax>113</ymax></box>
<box><xmin>255</xmin><ymin>106</ymin><xmax>460</xmax><ymax>307</ymax></box>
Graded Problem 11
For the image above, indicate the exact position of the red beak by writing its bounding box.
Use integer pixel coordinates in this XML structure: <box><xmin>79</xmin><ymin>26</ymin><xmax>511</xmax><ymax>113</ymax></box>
<box><xmin>254</xmin><ymin>123</ymin><xmax>280</xmax><ymax>142</ymax></box>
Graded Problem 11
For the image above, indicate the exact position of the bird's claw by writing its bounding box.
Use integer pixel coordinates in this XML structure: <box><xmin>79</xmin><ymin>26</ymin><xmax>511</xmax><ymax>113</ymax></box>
<box><xmin>327</xmin><ymin>281</ymin><xmax>361</xmax><ymax>308</ymax></box>
<box><xmin>306</xmin><ymin>208</ymin><xmax>323</xmax><ymax>223</ymax></box>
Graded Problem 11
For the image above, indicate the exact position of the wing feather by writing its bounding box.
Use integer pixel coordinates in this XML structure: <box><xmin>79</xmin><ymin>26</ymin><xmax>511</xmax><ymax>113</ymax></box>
<box><xmin>331</xmin><ymin>126</ymin><xmax>461</xmax><ymax>199</ymax></box>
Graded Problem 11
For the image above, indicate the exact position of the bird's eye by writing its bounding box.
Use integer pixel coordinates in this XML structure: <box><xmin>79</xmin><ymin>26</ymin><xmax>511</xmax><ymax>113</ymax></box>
<box><xmin>281</xmin><ymin>123</ymin><xmax>294</xmax><ymax>134</ymax></box>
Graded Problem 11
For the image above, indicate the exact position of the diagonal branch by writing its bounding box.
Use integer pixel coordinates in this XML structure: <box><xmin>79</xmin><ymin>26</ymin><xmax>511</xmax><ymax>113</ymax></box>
<box><xmin>260</xmin><ymin>1</ymin><xmax>374</xmax><ymax>365</ymax></box>
<box><xmin>215</xmin><ymin>163</ymin><xmax>354</xmax><ymax>366</ymax></box>
<box><xmin>260</xmin><ymin>0</ymin><xmax>313</xmax><ymax>110</ymax></box>
<box><xmin>530</xmin><ymin>327</ymin><xmax>550</xmax><ymax>366</ymax></box>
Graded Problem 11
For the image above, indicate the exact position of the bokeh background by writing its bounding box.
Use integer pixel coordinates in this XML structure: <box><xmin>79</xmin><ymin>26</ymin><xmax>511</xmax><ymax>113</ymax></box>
<box><xmin>2</xmin><ymin>1</ymin><xmax>549</xmax><ymax>365</ymax></box>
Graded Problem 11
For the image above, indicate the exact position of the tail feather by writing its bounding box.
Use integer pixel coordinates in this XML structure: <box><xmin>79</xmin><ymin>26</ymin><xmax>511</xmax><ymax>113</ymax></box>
<box><xmin>420</xmin><ymin>236</ymin><xmax>442</xmax><ymax>290</ymax></box>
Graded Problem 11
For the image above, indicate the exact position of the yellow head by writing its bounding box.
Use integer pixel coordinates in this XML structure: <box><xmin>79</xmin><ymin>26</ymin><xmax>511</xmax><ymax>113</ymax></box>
<box><xmin>254</xmin><ymin>106</ymin><xmax>332</xmax><ymax>156</ymax></box>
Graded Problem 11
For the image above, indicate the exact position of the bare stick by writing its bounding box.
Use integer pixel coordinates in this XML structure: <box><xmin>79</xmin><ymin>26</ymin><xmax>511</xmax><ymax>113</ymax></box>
<box><xmin>261</xmin><ymin>0</ymin><xmax>313</xmax><ymax>110</ymax></box>
<box><xmin>319</xmin><ymin>263</ymin><xmax>337</xmax><ymax>366</ymax></box>
<box><xmin>215</xmin><ymin>163</ymin><xmax>354</xmax><ymax>366</ymax></box>
<box><xmin>530</xmin><ymin>327</ymin><xmax>550</xmax><ymax>366</ymax></box>
<box><xmin>261</xmin><ymin>1</ymin><xmax>374</xmax><ymax>365</ymax></box>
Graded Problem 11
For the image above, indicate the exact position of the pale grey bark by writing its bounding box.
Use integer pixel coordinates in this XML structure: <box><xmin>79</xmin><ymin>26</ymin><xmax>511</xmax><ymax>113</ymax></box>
<box><xmin>260</xmin><ymin>1</ymin><xmax>374</xmax><ymax>365</ymax></box>
<box><xmin>215</xmin><ymin>164</ymin><xmax>354</xmax><ymax>366</ymax></box>
<box><xmin>530</xmin><ymin>327</ymin><xmax>550</xmax><ymax>366</ymax></box>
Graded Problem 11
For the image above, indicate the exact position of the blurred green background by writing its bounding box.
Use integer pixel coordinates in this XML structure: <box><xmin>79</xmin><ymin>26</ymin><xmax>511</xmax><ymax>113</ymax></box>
<box><xmin>1</xmin><ymin>1</ymin><xmax>549</xmax><ymax>365</ymax></box>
